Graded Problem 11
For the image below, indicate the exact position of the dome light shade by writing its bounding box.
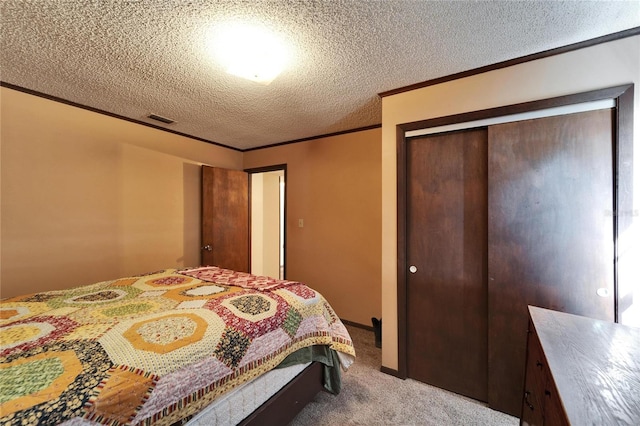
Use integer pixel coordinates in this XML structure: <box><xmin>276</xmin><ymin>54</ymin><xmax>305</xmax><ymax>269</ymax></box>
<box><xmin>210</xmin><ymin>22</ymin><xmax>289</xmax><ymax>85</ymax></box>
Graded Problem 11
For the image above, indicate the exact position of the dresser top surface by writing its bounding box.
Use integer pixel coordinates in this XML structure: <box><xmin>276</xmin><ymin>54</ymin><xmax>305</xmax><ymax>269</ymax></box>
<box><xmin>529</xmin><ymin>306</ymin><xmax>640</xmax><ymax>425</ymax></box>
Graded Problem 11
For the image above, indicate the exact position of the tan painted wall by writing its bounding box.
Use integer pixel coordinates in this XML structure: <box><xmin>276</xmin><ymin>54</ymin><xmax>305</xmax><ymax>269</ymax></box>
<box><xmin>244</xmin><ymin>129</ymin><xmax>382</xmax><ymax>326</ymax></box>
<box><xmin>250</xmin><ymin>174</ymin><xmax>265</xmax><ymax>274</ymax></box>
<box><xmin>381</xmin><ymin>35</ymin><xmax>640</xmax><ymax>371</ymax></box>
<box><xmin>250</xmin><ymin>170</ymin><xmax>282</xmax><ymax>279</ymax></box>
<box><xmin>1</xmin><ymin>87</ymin><xmax>243</xmax><ymax>298</ymax></box>
<box><xmin>261</xmin><ymin>171</ymin><xmax>282</xmax><ymax>280</ymax></box>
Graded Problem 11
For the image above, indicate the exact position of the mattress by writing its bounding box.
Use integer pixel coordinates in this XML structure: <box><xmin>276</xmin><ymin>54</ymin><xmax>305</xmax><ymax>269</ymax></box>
<box><xmin>185</xmin><ymin>362</ymin><xmax>310</xmax><ymax>425</ymax></box>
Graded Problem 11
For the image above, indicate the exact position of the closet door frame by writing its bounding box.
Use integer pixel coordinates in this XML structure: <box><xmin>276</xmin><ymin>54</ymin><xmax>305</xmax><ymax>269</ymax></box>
<box><xmin>395</xmin><ymin>84</ymin><xmax>634</xmax><ymax>379</ymax></box>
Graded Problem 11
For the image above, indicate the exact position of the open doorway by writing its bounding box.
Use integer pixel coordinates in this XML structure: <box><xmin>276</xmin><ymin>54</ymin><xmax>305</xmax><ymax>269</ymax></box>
<box><xmin>247</xmin><ymin>165</ymin><xmax>286</xmax><ymax>280</ymax></box>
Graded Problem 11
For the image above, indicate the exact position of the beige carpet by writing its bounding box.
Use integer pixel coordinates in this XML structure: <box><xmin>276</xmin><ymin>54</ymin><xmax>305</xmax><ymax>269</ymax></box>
<box><xmin>290</xmin><ymin>325</ymin><xmax>518</xmax><ymax>426</ymax></box>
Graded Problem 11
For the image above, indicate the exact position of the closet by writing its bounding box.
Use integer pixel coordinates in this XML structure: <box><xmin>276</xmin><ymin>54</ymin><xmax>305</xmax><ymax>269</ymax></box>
<box><xmin>404</xmin><ymin>107</ymin><xmax>615</xmax><ymax>416</ymax></box>
<box><xmin>406</xmin><ymin>128</ymin><xmax>489</xmax><ymax>402</ymax></box>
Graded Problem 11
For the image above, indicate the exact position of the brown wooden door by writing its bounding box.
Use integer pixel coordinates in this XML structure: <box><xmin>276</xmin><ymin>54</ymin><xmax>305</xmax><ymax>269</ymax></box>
<box><xmin>406</xmin><ymin>128</ymin><xmax>489</xmax><ymax>402</ymax></box>
<box><xmin>487</xmin><ymin>109</ymin><xmax>615</xmax><ymax>415</ymax></box>
<box><xmin>201</xmin><ymin>166</ymin><xmax>249</xmax><ymax>272</ymax></box>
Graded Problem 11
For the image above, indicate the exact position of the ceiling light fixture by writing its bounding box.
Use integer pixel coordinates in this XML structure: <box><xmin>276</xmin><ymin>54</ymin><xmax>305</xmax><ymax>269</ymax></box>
<box><xmin>209</xmin><ymin>22</ymin><xmax>289</xmax><ymax>85</ymax></box>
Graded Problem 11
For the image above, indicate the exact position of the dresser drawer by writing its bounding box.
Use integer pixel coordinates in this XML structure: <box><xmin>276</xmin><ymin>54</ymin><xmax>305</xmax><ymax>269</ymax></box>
<box><xmin>521</xmin><ymin>325</ymin><xmax>547</xmax><ymax>425</ymax></box>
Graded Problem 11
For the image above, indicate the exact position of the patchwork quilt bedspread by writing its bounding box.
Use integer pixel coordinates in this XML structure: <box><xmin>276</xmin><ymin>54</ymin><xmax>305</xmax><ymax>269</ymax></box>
<box><xmin>0</xmin><ymin>267</ymin><xmax>355</xmax><ymax>425</ymax></box>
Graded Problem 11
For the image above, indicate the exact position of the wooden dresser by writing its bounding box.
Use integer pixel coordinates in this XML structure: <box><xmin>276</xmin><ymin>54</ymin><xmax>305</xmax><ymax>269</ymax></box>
<box><xmin>521</xmin><ymin>306</ymin><xmax>640</xmax><ymax>425</ymax></box>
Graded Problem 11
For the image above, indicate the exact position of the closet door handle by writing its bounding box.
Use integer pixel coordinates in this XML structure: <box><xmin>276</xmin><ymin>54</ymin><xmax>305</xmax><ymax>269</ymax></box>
<box><xmin>202</xmin><ymin>245</ymin><xmax>212</xmax><ymax>252</ymax></box>
<box><xmin>409</xmin><ymin>265</ymin><xmax>418</xmax><ymax>273</ymax></box>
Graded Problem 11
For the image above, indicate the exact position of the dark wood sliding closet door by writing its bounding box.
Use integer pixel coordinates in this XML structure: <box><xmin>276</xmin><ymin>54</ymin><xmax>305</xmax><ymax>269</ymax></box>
<box><xmin>487</xmin><ymin>109</ymin><xmax>615</xmax><ymax>415</ymax></box>
<box><xmin>407</xmin><ymin>129</ymin><xmax>489</xmax><ymax>402</ymax></box>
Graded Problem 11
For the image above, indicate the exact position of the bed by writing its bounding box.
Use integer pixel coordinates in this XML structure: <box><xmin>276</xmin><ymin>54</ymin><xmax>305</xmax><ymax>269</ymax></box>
<box><xmin>0</xmin><ymin>267</ymin><xmax>355</xmax><ymax>425</ymax></box>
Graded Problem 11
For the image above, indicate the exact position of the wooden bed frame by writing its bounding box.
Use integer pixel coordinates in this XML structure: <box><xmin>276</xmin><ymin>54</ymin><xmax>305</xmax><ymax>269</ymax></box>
<box><xmin>239</xmin><ymin>362</ymin><xmax>326</xmax><ymax>425</ymax></box>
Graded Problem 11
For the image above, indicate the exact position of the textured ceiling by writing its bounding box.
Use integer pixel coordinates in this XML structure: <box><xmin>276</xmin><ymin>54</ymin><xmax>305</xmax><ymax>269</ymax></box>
<box><xmin>1</xmin><ymin>1</ymin><xmax>639</xmax><ymax>150</ymax></box>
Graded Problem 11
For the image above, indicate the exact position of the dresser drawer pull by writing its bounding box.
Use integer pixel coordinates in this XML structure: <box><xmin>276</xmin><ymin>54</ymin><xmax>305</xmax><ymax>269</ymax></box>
<box><xmin>524</xmin><ymin>391</ymin><xmax>535</xmax><ymax>410</ymax></box>
<box><xmin>536</xmin><ymin>360</ymin><xmax>544</xmax><ymax>368</ymax></box>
